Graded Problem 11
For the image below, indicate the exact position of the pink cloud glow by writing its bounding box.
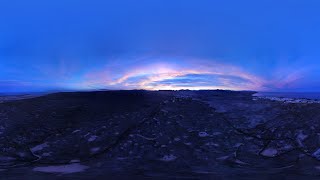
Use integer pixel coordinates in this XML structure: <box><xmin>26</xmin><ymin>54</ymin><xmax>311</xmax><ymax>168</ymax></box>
<box><xmin>78</xmin><ymin>58</ymin><xmax>270</xmax><ymax>90</ymax></box>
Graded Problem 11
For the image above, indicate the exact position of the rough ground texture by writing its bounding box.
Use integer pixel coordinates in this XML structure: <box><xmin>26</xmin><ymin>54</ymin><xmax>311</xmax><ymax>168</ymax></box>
<box><xmin>1</xmin><ymin>90</ymin><xmax>320</xmax><ymax>179</ymax></box>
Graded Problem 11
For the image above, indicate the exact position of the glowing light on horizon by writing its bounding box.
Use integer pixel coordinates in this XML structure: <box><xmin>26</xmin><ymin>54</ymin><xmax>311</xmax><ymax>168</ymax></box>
<box><xmin>76</xmin><ymin>59</ymin><xmax>271</xmax><ymax>91</ymax></box>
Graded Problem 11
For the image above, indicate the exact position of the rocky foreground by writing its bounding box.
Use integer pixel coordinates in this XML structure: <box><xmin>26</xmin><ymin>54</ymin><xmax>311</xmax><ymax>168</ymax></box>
<box><xmin>1</xmin><ymin>90</ymin><xmax>320</xmax><ymax>179</ymax></box>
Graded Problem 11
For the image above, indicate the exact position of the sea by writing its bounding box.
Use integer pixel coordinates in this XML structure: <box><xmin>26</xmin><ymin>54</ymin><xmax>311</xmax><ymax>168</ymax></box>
<box><xmin>254</xmin><ymin>92</ymin><xmax>320</xmax><ymax>100</ymax></box>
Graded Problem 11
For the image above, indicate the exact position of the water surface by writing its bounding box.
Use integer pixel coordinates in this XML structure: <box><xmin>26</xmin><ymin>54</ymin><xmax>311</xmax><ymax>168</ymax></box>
<box><xmin>254</xmin><ymin>92</ymin><xmax>320</xmax><ymax>100</ymax></box>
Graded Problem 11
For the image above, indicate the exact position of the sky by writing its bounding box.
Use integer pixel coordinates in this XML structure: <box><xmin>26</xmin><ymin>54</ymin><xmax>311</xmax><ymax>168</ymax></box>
<box><xmin>1</xmin><ymin>0</ymin><xmax>320</xmax><ymax>92</ymax></box>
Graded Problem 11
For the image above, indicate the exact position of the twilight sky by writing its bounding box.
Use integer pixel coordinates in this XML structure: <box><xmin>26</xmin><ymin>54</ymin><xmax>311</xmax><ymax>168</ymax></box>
<box><xmin>1</xmin><ymin>0</ymin><xmax>320</xmax><ymax>92</ymax></box>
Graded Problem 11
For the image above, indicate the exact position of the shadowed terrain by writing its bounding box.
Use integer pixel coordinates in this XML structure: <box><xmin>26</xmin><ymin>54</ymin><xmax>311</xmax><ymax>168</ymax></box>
<box><xmin>1</xmin><ymin>90</ymin><xmax>320</xmax><ymax>179</ymax></box>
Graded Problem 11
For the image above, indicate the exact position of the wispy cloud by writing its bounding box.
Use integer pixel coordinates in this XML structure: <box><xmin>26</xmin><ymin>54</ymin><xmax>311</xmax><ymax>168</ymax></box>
<box><xmin>2</xmin><ymin>56</ymin><xmax>313</xmax><ymax>92</ymax></box>
<box><xmin>79</xmin><ymin>57</ymin><xmax>269</xmax><ymax>90</ymax></box>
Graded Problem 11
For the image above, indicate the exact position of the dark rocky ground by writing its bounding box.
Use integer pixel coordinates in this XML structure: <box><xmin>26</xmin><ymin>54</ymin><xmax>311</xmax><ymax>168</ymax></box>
<box><xmin>1</xmin><ymin>90</ymin><xmax>320</xmax><ymax>179</ymax></box>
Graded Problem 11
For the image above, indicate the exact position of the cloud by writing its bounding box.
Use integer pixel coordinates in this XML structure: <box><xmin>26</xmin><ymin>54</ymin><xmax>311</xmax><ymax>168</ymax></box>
<box><xmin>2</xmin><ymin>55</ymin><xmax>312</xmax><ymax>92</ymax></box>
<box><xmin>1</xmin><ymin>56</ymin><xmax>314</xmax><ymax>92</ymax></box>
<box><xmin>78</xmin><ymin>57</ymin><xmax>269</xmax><ymax>91</ymax></box>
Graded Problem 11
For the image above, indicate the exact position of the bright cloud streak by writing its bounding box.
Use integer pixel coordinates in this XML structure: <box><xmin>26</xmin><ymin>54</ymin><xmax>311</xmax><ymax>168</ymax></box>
<box><xmin>78</xmin><ymin>58</ymin><xmax>270</xmax><ymax>91</ymax></box>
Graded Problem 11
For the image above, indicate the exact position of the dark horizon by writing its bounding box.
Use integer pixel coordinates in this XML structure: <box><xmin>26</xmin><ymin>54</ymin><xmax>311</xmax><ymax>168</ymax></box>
<box><xmin>2</xmin><ymin>89</ymin><xmax>320</xmax><ymax>97</ymax></box>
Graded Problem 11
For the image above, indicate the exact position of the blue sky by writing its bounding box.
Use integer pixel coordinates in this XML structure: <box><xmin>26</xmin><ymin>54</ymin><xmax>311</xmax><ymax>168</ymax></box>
<box><xmin>1</xmin><ymin>0</ymin><xmax>320</xmax><ymax>92</ymax></box>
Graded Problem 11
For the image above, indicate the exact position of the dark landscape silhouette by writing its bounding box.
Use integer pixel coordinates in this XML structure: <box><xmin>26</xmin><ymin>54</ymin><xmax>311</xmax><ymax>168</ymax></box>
<box><xmin>1</xmin><ymin>90</ymin><xmax>320</xmax><ymax>179</ymax></box>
